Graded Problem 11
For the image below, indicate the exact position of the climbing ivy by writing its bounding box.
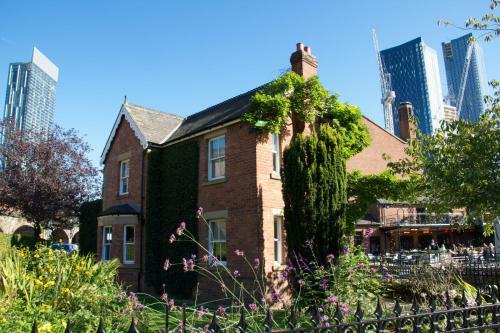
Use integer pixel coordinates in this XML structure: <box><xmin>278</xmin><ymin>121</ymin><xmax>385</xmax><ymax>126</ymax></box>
<box><xmin>145</xmin><ymin>142</ymin><xmax>199</xmax><ymax>297</ymax></box>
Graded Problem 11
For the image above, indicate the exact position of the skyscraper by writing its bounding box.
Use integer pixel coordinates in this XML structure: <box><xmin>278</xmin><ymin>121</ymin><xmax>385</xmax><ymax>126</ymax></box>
<box><xmin>2</xmin><ymin>47</ymin><xmax>59</xmax><ymax>133</ymax></box>
<box><xmin>381</xmin><ymin>37</ymin><xmax>444</xmax><ymax>136</ymax></box>
<box><xmin>442</xmin><ymin>33</ymin><xmax>488</xmax><ymax>122</ymax></box>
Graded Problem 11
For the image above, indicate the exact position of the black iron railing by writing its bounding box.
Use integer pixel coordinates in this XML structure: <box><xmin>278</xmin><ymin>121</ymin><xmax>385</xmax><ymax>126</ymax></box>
<box><xmin>30</xmin><ymin>286</ymin><xmax>500</xmax><ymax>333</ymax></box>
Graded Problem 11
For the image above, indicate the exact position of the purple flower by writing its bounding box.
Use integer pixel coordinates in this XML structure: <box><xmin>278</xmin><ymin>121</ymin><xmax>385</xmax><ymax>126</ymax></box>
<box><xmin>233</xmin><ymin>270</ymin><xmax>240</xmax><ymax>278</ymax></box>
<box><xmin>191</xmin><ymin>254</ymin><xmax>197</xmax><ymax>260</ymax></box>
<box><xmin>328</xmin><ymin>295</ymin><xmax>338</xmax><ymax>303</ymax></box>
<box><xmin>281</xmin><ymin>270</ymin><xmax>287</xmax><ymax>281</ymax></box>
<box><xmin>248</xmin><ymin>303</ymin><xmax>257</xmax><ymax>311</ymax></box>
<box><xmin>326</xmin><ymin>254</ymin><xmax>335</xmax><ymax>263</ymax></box>
<box><xmin>235</xmin><ymin>249</ymin><xmax>245</xmax><ymax>256</ymax></box>
<box><xmin>358</xmin><ymin>262</ymin><xmax>366</xmax><ymax>270</ymax></box>
<box><xmin>161</xmin><ymin>293</ymin><xmax>168</xmax><ymax>301</ymax></box>
<box><xmin>254</xmin><ymin>258</ymin><xmax>260</xmax><ymax>269</ymax></box>
<box><xmin>298</xmin><ymin>279</ymin><xmax>305</xmax><ymax>286</ymax></box>
<box><xmin>339</xmin><ymin>303</ymin><xmax>350</xmax><ymax>316</ymax></box>
<box><xmin>176</xmin><ymin>221</ymin><xmax>186</xmax><ymax>236</ymax></box>
<box><xmin>341</xmin><ymin>247</ymin><xmax>349</xmax><ymax>255</ymax></box>
<box><xmin>385</xmin><ymin>273</ymin><xmax>394</xmax><ymax>282</ymax></box>
<box><xmin>182</xmin><ymin>258</ymin><xmax>194</xmax><ymax>272</ymax></box>
<box><xmin>321</xmin><ymin>279</ymin><xmax>329</xmax><ymax>290</ymax></box>
<box><xmin>163</xmin><ymin>259</ymin><xmax>170</xmax><ymax>271</ymax></box>
<box><xmin>321</xmin><ymin>315</ymin><xmax>329</xmax><ymax>322</ymax></box>
<box><xmin>202</xmin><ymin>254</ymin><xmax>209</xmax><ymax>263</ymax></box>
<box><xmin>168</xmin><ymin>298</ymin><xmax>175</xmax><ymax>309</ymax></box>
<box><xmin>271</xmin><ymin>289</ymin><xmax>281</xmax><ymax>303</ymax></box>
<box><xmin>196</xmin><ymin>207</ymin><xmax>204</xmax><ymax>218</ymax></box>
<box><xmin>217</xmin><ymin>306</ymin><xmax>226</xmax><ymax>314</ymax></box>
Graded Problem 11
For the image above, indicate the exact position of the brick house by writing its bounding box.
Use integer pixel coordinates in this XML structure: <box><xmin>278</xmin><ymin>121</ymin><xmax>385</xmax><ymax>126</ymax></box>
<box><xmin>98</xmin><ymin>43</ymin><xmax>411</xmax><ymax>293</ymax></box>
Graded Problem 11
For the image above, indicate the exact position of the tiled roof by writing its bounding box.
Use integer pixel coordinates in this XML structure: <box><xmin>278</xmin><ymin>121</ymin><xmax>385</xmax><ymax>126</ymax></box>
<box><xmin>124</xmin><ymin>103</ymin><xmax>183</xmax><ymax>144</ymax></box>
<box><xmin>166</xmin><ymin>84</ymin><xmax>267</xmax><ymax>143</ymax></box>
<box><xmin>99</xmin><ymin>203</ymin><xmax>140</xmax><ymax>216</ymax></box>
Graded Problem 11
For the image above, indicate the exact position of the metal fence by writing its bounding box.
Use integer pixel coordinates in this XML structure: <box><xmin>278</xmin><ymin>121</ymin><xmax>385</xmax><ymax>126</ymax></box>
<box><xmin>30</xmin><ymin>286</ymin><xmax>500</xmax><ymax>333</ymax></box>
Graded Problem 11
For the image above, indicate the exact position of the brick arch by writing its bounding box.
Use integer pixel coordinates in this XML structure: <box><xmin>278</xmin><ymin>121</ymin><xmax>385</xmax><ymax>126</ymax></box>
<box><xmin>14</xmin><ymin>225</ymin><xmax>35</xmax><ymax>237</ymax></box>
<box><xmin>52</xmin><ymin>228</ymin><xmax>69</xmax><ymax>243</ymax></box>
<box><xmin>71</xmin><ymin>231</ymin><xmax>80</xmax><ymax>244</ymax></box>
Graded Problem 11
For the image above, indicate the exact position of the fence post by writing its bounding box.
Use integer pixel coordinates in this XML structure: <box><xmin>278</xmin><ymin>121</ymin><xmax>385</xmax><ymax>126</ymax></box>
<box><xmin>64</xmin><ymin>320</ymin><xmax>72</xmax><ymax>333</ymax></box>
<box><xmin>96</xmin><ymin>318</ymin><xmax>105</xmax><ymax>333</ymax></box>
<box><xmin>31</xmin><ymin>320</ymin><xmax>38</xmax><ymax>333</ymax></box>
<box><xmin>165</xmin><ymin>301</ymin><xmax>169</xmax><ymax>333</ymax></box>
<box><xmin>237</xmin><ymin>307</ymin><xmax>247</xmax><ymax>333</ymax></box>
<box><xmin>127</xmin><ymin>317</ymin><xmax>139</xmax><ymax>333</ymax></box>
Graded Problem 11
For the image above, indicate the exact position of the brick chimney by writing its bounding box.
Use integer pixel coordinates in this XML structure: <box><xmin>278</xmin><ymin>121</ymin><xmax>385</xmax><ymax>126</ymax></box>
<box><xmin>398</xmin><ymin>102</ymin><xmax>417</xmax><ymax>141</ymax></box>
<box><xmin>290</xmin><ymin>42</ymin><xmax>318</xmax><ymax>79</ymax></box>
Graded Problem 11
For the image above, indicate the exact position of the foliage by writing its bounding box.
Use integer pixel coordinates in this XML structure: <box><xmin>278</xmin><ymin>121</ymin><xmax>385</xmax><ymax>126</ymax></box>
<box><xmin>0</xmin><ymin>246</ymin><xmax>144</xmax><ymax>332</ymax></box>
<box><xmin>389</xmin><ymin>107</ymin><xmax>500</xmax><ymax>234</ymax></box>
<box><xmin>346</xmin><ymin>171</ymin><xmax>414</xmax><ymax>229</ymax></box>
<box><xmin>0</xmin><ymin>232</ymin><xmax>13</xmax><ymax>257</ymax></box>
<box><xmin>438</xmin><ymin>0</ymin><xmax>499</xmax><ymax>42</ymax></box>
<box><xmin>0</xmin><ymin>121</ymin><xmax>100</xmax><ymax>240</ymax></box>
<box><xmin>292</xmin><ymin>246</ymin><xmax>382</xmax><ymax>316</ymax></box>
<box><xmin>78</xmin><ymin>199</ymin><xmax>103</xmax><ymax>255</ymax></box>
<box><xmin>0</xmin><ymin>233</ymin><xmax>37</xmax><ymax>257</ymax></box>
<box><xmin>282</xmin><ymin>125</ymin><xmax>347</xmax><ymax>261</ymax></box>
<box><xmin>145</xmin><ymin>142</ymin><xmax>199</xmax><ymax>298</ymax></box>
<box><xmin>243</xmin><ymin>72</ymin><xmax>370</xmax><ymax>158</ymax></box>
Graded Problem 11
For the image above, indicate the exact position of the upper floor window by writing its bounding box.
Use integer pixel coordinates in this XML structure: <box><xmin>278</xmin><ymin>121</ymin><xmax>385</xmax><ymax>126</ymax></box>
<box><xmin>272</xmin><ymin>133</ymin><xmax>280</xmax><ymax>173</ymax></box>
<box><xmin>102</xmin><ymin>226</ymin><xmax>112</xmax><ymax>261</ymax></box>
<box><xmin>119</xmin><ymin>160</ymin><xmax>129</xmax><ymax>195</ymax></box>
<box><xmin>208</xmin><ymin>219</ymin><xmax>227</xmax><ymax>265</ymax></box>
<box><xmin>123</xmin><ymin>225</ymin><xmax>135</xmax><ymax>264</ymax></box>
<box><xmin>274</xmin><ymin>216</ymin><xmax>283</xmax><ymax>264</ymax></box>
<box><xmin>208</xmin><ymin>135</ymin><xmax>225</xmax><ymax>180</ymax></box>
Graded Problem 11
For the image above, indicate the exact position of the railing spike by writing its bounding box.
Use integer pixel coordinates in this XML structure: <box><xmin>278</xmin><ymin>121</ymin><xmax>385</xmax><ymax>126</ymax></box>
<box><xmin>96</xmin><ymin>318</ymin><xmax>105</xmax><ymax>333</ymax></box>
<box><xmin>237</xmin><ymin>307</ymin><xmax>247</xmax><ymax>333</ymax></box>
<box><xmin>127</xmin><ymin>317</ymin><xmax>139</xmax><ymax>333</ymax></box>
<box><xmin>491</xmin><ymin>285</ymin><xmax>498</xmax><ymax>303</ymax></box>
<box><xmin>411</xmin><ymin>294</ymin><xmax>419</xmax><ymax>315</ymax></box>
<box><xmin>287</xmin><ymin>308</ymin><xmax>297</xmax><ymax>330</ymax></box>
<box><xmin>429</xmin><ymin>295</ymin><xmax>436</xmax><ymax>312</ymax></box>
<box><xmin>165</xmin><ymin>301</ymin><xmax>169</xmax><ymax>333</ymax></box>
<box><xmin>461</xmin><ymin>289</ymin><xmax>468</xmax><ymax>308</ymax></box>
<box><xmin>374</xmin><ymin>296</ymin><xmax>383</xmax><ymax>319</ymax></box>
<box><xmin>393</xmin><ymin>298</ymin><xmax>402</xmax><ymax>316</ymax></box>
<box><xmin>182</xmin><ymin>304</ymin><xmax>186</xmax><ymax>333</ymax></box>
<box><xmin>64</xmin><ymin>320</ymin><xmax>72</xmax><ymax>333</ymax></box>
<box><xmin>31</xmin><ymin>320</ymin><xmax>38</xmax><ymax>333</ymax></box>
<box><xmin>475</xmin><ymin>289</ymin><xmax>482</xmax><ymax>306</ymax></box>
<box><xmin>445</xmin><ymin>291</ymin><xmax>453</xmax><ymax>310</ymax></box>
<box><xmin>334</xmin><ymin>302</ymin><xmax>343</xmax><ymax>324</ymax></box>
<box><xmin>208</xmin><ymin>311</ymin><xmax>220</xmax><ymax>333</ymax></box>
<box><xmin>264</xmin><ymin>308</ymin><xmax>273</xmax><ymax>333</ymax></box>
<box><xmin>311</xmin><ymin>307</ymin><xmax>321</xmax><ymax>327</ymax></box>
<box><xmin>355</xmin><ymin>301</ymin><xmax>364</xmax><ymax>321</ymax></box>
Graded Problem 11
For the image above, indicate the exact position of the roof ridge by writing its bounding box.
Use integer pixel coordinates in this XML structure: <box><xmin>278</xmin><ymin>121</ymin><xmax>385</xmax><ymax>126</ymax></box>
<box><xmin>183</xmin><ymin>82</ymin><xmax>269</xmax><ymax>121</ymax></box>
<box><xmin>126</xmin><ymin>102</ymin><xmax>184</xmax><ymax>119</ymax></box>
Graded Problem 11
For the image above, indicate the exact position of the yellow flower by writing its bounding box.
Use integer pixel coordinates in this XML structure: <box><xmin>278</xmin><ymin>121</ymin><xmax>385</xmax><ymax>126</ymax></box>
<box><xmin>34</xmin><ymin>254</ymin><xmax>40</xmax><ymax>259</ymax></box>
<box><xmin>62</xmin><ymin>287</ymin><xmax>70</xmax><ymax>294</ymax></box>
<box><xmin>43</xmin><ymin>280</ymin><xmax>55</xmax><ymax>288</ymax></box>
<box><xmin>38</xmin><ymin>322</ymin><xmax>53</xmax><ymax>333</ymax></box>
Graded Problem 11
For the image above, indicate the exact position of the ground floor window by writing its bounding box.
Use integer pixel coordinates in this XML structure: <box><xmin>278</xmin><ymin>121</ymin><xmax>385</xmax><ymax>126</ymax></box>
<box><xmin>354</xmin><ymin>231</ymin><xmax>363</xmax><ymax>246</ymax></box>
<box><xmin>400</xmin><ymin>235</ymin><xmax>414</xmax><ymax>250</ymax></box>
<box><xmin>123</xmin><ymin>225</ymin><xmax>135</xmax><ymax>264</ymax></box>
<box><xmin>208</xmin><ymin>219</ymin><xmax>227</xmax><ymax>265</ymax></box>
<box><xmin>274</xmin><ymin>216</ymin><xmax>283</xmax><ymax>264</ymax></box>
<box><xmin>102</xmin><ymin>226</ymin><xmax>112</xmax><ymax>261</ymax></box>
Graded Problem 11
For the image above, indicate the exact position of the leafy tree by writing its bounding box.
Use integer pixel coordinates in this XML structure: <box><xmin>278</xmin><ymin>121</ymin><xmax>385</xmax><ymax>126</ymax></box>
<box><xmin>0</xmin><ymin>121</ymin><xmax>100</xmax><ymax>240</ymax></box>
<box><xmin>282</xmin><ymin>124</ymin><xmax>347</xmax><ymax>261</ymax></box>
<box><xmin>79</xmin><ymin>199</ymin><xmax>103</xmax><ymax>255</ymax></box>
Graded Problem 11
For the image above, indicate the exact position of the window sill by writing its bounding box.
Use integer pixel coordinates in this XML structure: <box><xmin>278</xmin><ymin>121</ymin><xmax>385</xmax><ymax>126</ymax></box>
<box><xmin>117</xmin><ymin>193</ymin><xmax>129</xmax><ymax>199</ymax></box>
<box><xmin>270</xmin><ymin>172</ymin><xmax>281</xmax><ymax>180</ymax></box>
<box><xmin>203</xmin><ymin>177</ymin><xmax>227</xmax><ymax>186</ymax></box>
<box><xmin>272</xmin><ymin>263</ymin><xmax>287</xmax><ymax>271</ymax></box>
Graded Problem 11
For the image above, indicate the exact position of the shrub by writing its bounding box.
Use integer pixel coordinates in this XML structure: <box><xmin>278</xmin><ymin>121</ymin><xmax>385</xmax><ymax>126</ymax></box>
<box><xmin>79</xmin><ymin>199</ymin><xmax>103</xmax><ymax>255</ymax></box>
<box><xmin>0</xmin><ymin>246</ymin><xmax>144</xmax><ymax>332</ymax></box>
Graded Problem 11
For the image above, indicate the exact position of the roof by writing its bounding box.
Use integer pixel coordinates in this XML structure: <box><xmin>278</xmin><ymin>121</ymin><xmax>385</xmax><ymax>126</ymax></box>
<box><xmin>125</xmin><ymin>103</ymin><xmax>183</xmax><ymax>144</ymax></box>
<box><xmin>99</xmin><ymin>203</ymin><xmax>140</xmax><ymax>216</ymax></box>
<box><xmin>166</xmin><ymin>84</ymin><xmax>267</xmax><ymax>143</ymax></box>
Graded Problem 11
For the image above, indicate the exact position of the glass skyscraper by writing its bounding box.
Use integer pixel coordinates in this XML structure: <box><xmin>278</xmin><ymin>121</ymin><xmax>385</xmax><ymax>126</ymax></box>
<box><xmin>2</xmin><ymin>47</ymin><xmax>59</xmax><ymax>133</ymax></box>
<box><xmin>381</xmin><ymin>37</ymin><xmax>444</xmax><ymax>136</ymax></box>
<box><xmin>442</xmin><ymin>33</ymin><xmax>488</xmax><ymax>122</ymax></box>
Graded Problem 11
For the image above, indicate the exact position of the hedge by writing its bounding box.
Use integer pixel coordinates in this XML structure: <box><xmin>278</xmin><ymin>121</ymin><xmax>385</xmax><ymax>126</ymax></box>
<box><xmin>145</xmin><ymin>141</ymin><xmax>199</xmax><ymax>297</ymax></box>
<box><xmin>79</xmin><ymin>199</ymin><xmax>103</xmax><ymax>255</ymax></box>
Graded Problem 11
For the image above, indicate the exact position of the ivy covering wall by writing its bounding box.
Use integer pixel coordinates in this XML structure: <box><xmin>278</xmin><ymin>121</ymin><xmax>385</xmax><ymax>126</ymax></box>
<box><xmin>145</xmin><ymin>141</ymin><xmax>199</xmax><ymax>297</ymax></box>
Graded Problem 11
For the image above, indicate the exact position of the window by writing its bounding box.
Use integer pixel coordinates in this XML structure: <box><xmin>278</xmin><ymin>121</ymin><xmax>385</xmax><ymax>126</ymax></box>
<box><xmin>208</xmin><ymin>219</ymin><xmax>227</xmax><ymax>265</ymax></box>
<box><xmin>102</xmin><ymin>226</ymin><xmax>112</xmax><ymax>261</ymax></box>
<box><xmin>123</xmin><ymin>225</ymin><xmax>135</xmax><ymax>264</ymax></box>
<box><xmin>119</xmin><ymin>160</ymin><xmax>129</xmax><ymax>195</ymax></box>
<box><xmin>208</xmin><ymin>136</ymin><xmax>225</xmax><ymax>180</ymax></box>
<box><xmin>274</xmin><ymin>216</ymin><xmax>283</xmax><ymax>264</ymax></box>
<box><xmin>272</xmin><ymin>133</ymin><xmax>280</xmax><ymax>173</ymax></box>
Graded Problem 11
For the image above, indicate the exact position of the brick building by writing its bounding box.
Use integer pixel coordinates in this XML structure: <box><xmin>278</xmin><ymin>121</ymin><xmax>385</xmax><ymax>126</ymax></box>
<box><xmin>98</xmin><ymin>43</ymin><xmax>413</xmax><ymax>293</ymax></box>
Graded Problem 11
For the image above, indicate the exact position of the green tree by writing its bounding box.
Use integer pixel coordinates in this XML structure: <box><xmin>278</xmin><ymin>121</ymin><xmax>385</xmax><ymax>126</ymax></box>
<box><xmin>282</xmin><ymin>125</ymin><xmax>347</xmax><ymax>261</ymax></box>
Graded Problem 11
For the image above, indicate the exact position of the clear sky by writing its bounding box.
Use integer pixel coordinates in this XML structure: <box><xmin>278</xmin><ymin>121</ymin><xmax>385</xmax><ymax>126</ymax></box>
<box><xmin>0</xmin><ymin>1</ymin><xmax>498</xmax><ymax>166</ymax></box>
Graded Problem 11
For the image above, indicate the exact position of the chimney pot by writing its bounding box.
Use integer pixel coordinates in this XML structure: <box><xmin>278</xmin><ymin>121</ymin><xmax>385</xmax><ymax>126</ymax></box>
<box><xmin>304</xmin><ymin>46</ymin><xmax>311</xmax><ymax>54</ymax></box>
<box><xmin>290</xmin><ymin>42</ymin><xmax>318</xmax><ymax>79</ymax></box>
<box><xmin>296</xmin><ymin>43</ymin><xmax>304</xmax><ymax>51</ymax></box>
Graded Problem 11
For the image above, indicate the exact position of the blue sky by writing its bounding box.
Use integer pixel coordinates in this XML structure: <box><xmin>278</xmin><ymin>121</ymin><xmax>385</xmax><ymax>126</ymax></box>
<box><xmin>0</xmin><ymin>1</ymin><xmax>498</xmax><ymax>166</ymax></box>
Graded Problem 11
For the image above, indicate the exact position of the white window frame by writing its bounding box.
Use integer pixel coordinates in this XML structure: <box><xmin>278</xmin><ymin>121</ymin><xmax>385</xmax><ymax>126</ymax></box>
<box><xmin>119</xmin><ymin>159</ymin><xmax>129</xmax><ymax>195</ymax></box>
<box><xmin>272</xmin><ymin>133</ymin><xmax>280</xmax><ymax>173</ymax></box>
<box><xmin>208</xmin><ymin>219</ymin><xmax>227</xmax><ymax>266</ymax></box>
<box><xmin>102</xmin><ymin>226</ymin><xmax>112</xmax><ymax>261</ymax></box>
<box><xmin>208</xmin><ymin>135</ymin><xmax>225</xmax><ymax>181</ymax></box>
<box><xmin>123</xmin><ymin>225</ymin><xmax>135</xmax><ymax>264</ymax></box>
<box><xmin>274</xmin><ymin>216</ymin><xmax>283</xmax><ymax>264</ymax></box>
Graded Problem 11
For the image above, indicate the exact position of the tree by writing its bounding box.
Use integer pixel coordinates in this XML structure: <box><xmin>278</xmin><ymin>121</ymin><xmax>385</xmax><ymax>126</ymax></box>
<box><xmin>0</xmin><ymin>121</ymin><xmax>100</xmax><ymax>240</ymax></box>
<box><xmin>79</xmin><ymin>199</ymin><xmax>103</xmax><ymax>254</ymax></box>
<box><xmin>244</xmin><ymin>72</ymin><xmax>370</xmax><ymax>260</ymax></box>
<box><xmin>282</xmin><ymin>125</ymin><xmax>347</xmax><ymax>262</ymax></box>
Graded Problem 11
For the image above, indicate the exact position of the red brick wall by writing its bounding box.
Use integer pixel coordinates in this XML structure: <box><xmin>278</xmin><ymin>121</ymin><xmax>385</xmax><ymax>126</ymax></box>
<box><xmin>347</xmin><ymin>117</ymin><xmax>407</xmax><ymax>174</ymax></box>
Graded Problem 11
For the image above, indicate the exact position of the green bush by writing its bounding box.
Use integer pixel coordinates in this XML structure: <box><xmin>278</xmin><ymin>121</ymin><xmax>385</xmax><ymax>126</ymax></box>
<box><xmin>0</xmin><ymin>232</ymin><xmax>13</xmax><ymax>256</ymax></box>
<box><xmin>79</xmin><ymin>199</ymin><xmax>103</xmax><ymax>255</ymax></box>
<box><xmin>0</xmin><ymin>246</ymin><xmax>144</xmax><ymax>332</ymax></box>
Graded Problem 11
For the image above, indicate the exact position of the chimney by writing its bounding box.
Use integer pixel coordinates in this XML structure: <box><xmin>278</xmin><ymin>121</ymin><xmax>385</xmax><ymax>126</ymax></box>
<box><xmin>398</xmin><ymin>102</ymin><xmax>417</xmax><ymax>141</ymax></box>
<box><xmin>290</xmin><ymin>42</ymin><xmax>318</xmax><ymax>79</ymax></box>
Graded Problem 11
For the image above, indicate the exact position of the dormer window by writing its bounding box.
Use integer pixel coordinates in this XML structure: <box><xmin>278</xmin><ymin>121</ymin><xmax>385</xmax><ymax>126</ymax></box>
<box><xmin>119</xmin><ymin>160</ymin><xmax>129</xmax><ymax>195</ymax></box>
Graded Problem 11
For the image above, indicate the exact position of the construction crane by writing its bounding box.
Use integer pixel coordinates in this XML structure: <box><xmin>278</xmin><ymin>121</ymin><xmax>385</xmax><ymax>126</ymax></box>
<box><xmin>456</xmin><ymin>42</ymin><xmax>474</xmax><ymax>119</ymax></box>
<box><xmin>372</xmin><ymin>29</ymin><xmax>396</xmax><ymax>134</ymax></box>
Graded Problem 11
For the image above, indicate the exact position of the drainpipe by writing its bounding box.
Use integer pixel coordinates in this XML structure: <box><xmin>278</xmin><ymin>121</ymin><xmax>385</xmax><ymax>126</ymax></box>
<box><xmin>138</xmin><ymin>148</ymin><xmax>147</xmax><ymax>291</ymax></box>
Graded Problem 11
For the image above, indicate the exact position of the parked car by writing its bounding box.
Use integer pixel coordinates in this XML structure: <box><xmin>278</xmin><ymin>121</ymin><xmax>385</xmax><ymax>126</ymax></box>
<box><xmin>50</xmin><ymin>243</ymin><xmax>79</xmax><ymax>254</ymax></box>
